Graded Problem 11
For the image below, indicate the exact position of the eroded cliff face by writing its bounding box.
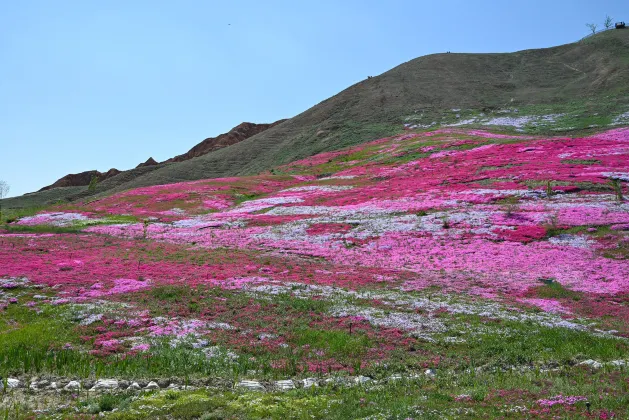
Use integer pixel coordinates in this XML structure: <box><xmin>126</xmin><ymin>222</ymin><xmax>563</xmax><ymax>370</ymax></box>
<box><xmin>39</xmin><ymin>168</ymin><xmax>121</xmax><ymax>191</ymax></box>
<box><xmin>164</xmin><ymin>120</ymin><xmax>286</xmax><ymax>163</ymax></box>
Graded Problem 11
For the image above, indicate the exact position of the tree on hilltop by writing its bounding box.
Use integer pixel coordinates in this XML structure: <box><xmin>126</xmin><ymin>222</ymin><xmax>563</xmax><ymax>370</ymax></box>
<box><xmin>0</xmin><ymin>180</ymin><xmax>9</xmax><ymax>222</ymax></box>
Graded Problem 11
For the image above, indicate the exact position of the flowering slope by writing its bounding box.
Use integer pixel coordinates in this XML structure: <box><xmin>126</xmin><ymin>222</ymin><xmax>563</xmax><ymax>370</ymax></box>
<box><xmin>2</xmin><ymin>127</ymin><xmax>629</xmax><ymax>418</ymax></box>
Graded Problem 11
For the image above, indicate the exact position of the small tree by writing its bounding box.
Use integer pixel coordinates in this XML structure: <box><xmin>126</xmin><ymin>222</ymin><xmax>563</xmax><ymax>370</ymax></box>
<box><xmin>586</xmin><ymin>23</ymin><xmax>598</xmax><ymax>34</ymax></box>
<box><xmin>88</xmin><ymin>175</ymin><xmax>99</xmax><ymax>192</ymax></box>
<box><xmin>143</xmin><ymin>219</ymin><xmax>150</xmax><ymax>240</ymax></box>
<box><xmin>604</xmin><ymin>15</ymin><xmax>614</xmax><ymax>29</ymax></box>
<box><xmin>545</xmin><ymin>180</ymin><xmax>554</xmax><ymax>199</ymax></box>
<box><xmin>609</xmin><ymin>178</ymin><xmax>624</xmax><ymax>202</ymax></box>
<box><xmin>0</xmin><ymin>180</ymin><xmax>9</xmax><ymax>222</ymax></box>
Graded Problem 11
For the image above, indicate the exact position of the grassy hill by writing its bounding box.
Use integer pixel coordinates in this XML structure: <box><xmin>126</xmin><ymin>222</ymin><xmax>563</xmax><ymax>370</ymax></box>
<box><xmin>4</xmin><ymin>29</ymin><xmax>629</xmax><ymax>209</ymax></box>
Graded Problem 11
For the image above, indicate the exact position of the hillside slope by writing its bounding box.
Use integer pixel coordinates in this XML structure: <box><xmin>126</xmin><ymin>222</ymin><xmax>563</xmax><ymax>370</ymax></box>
<box><xmin>5</xmin><ymin>29</ymin><xmax>629</xmax><ymax>208</ymax></box>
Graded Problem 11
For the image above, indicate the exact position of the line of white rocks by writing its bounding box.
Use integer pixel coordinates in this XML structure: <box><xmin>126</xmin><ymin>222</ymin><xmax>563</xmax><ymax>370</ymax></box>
<box><xmin>0</xmin><ymin>370</ymin><xmax>437</xmax><ymax>394</ymax></box>
<box><xmin>2</xmin><ymin>360</ymin><xmax>625</xmax><ymax>393</ymax></box>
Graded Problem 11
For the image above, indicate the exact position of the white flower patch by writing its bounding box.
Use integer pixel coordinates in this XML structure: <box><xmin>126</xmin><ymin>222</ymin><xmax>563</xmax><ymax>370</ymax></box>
<box><xmin>601</xmin><ymin>172</ymin><xmax>629</xmax><ymax>181</ymax></box>
<box><xmin>461</xmin><ymin>189</ymin><xmax>543</xmax><ymax>198</ymax></box>
<box><xmin>147</xmin><ymin>317</ymin><xmax>233</xmax><ymax>337</ymax></box>
<box><xmin>317</xmin><ymin>175</ymin><xmax>357</xmax><ymax>180</ymax></box>
<box><xmin>80</xmin><ymin>314</ymin><xmax>104</xmax><ymax>326</ymax></box>
<box><xmin>245</xmin><ymin>282</ymin><xmax>596</xmax><ymax>336</ymax></box>
<box><xmin>258</xmin><ymin>206</ymin><xmax>501</xmax><ymax>242</ymax></box>
<box><xmin>18</xmin><ymin>212</ymin><xmax>89</xmax><ymax>226</ymax></box>
<box><xmin>415</xmin><ymin>210</ymin><xmax>495</xmax><ymax>236</ymax></box>
<box><xmin>612</xmin><ymin>111</ymin><xmax>629</xmax><ymax>125</ymax></box>
<box><xmin>484</xmin><ymin>114</ymin><xmax>564</xmax><ymax>128</ymax></box>
<box><xmin>229</xmin><ymin>196</ymin><xmax>304</xmax><ymax>213</ymax></box>
<box><xmin>266</xmin><ymin>205</ymin><xmax>391</xmax><ymax>217</ymax></box>
<box><xmin>549</xmin><ymin>234</ymin><xmax>594</xmax><ymax>249</ymax></box>
<box><xmin>543</xmin><ymin>197</ymin><xmax>629</xmax><ymax>212</ymax></box>
<box><xmin>163</xmin><ymin>208</ymin><xmax>186</xmax><ymax>215</ymax></box>
<box><xmin>446</xmin><ymin>118</ymin><xmax>480</xmax><ymax>127</ymax></box>
<box><xmin>330</xmin><ymin>304</ymin><xmax>447</xmax><ymax>342</ymax></box>
<box><xmin>279</xmin><ymin>185</ymin><xmax>353</xmax><ymax>193</ymax></box>
<box><xmin>172</xmin><ymin>218</ymin><xmax>244</xmax><ymax>229</ymax></box>
<box><xmin>0</xmin><ymin>277</ymin><xmax>30</xmax><ymax>288</ymax></box>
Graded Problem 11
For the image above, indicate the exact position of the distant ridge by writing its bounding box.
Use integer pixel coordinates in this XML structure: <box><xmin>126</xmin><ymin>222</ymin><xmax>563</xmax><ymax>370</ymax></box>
<box><xmin>39</xmin><ymin>168</ymin><xmax>121</xmax><ymax>192</ymax></box>
<box><xmin>38</xmin><ymin>121</ymin><xmax>284</xmax><ymax>192</ymax></box>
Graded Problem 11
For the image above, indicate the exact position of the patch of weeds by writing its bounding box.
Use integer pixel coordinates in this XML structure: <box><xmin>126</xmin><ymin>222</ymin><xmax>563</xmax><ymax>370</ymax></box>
<box><xmin>89</xmin><ymin>393</ymin><xmax>132</xmax><ymax>413</ymax></box>
<box><xmin>273</xmin><ymin>292</ymin><xmax>332</xmax><ymax>314</ymax></box>
<box><xmin>1</xmin><ymin>224</ymin><xmax>83</xmax><ymax>234</ymax></box>
<box><xmin>497</xmin><ymin>196</ymin><xmax>520</xmax><ymax>217</ymax></box>
<box><xmin>0</xmin><ymin>304</ymin><xmax>82</xmax><ymax>377</ymax></box>
<box><xmin>233</xmin><ymin>193</ymin><xmax>263</xmax><ymax>205</ymax></box>
<box><xmin>603</xmin><ymin>241</ymin><xmax>629</xmax><ymax>260</ymax></box>
<box><xmin>535</xmin><ymin>281</ymin><xmax>583</xmax><ymax>301</ymax></box>
<box><xmin>561</xmin><ymin>159</ymin><xmax>602</xmax><ymax>165</ymax></box>
<box><xmin>290</xmin><ymin>328</ymin><xmax>373</xmax><ymax>358</ymax></box>
<box><xmin>432</xmin><ymin>319</ymin><xmax>628</xmax><ymax>368</ymax></box>
<box><xmin>149</xmin><ymin>285</ymin><xmax>193</xmax><ymax>302</ymax></box>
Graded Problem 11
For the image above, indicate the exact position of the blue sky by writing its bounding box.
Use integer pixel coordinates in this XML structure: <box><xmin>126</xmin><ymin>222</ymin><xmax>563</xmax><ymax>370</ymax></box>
<box><xmin>1</xmin><ymin>0</ymin><xmax>626</xmax><ymax>197</ymax></box>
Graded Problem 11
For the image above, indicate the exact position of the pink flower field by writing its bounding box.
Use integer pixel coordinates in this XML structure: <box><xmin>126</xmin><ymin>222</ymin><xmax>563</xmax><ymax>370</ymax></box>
<box><xmin>2</xmin><ymin>128</ymin><xmax>629</xmax><ymax>418</ymax></box>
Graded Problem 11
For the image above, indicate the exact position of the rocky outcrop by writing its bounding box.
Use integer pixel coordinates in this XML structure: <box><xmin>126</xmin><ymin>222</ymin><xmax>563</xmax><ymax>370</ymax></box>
<box><xmin>165</xmin><ymin>120</ymin><xmax>286</xmax><ymax>163</ymax></box>
<box><xmin>136</xmin><ymin>157</ymin><xmax>159</xmax><ymax>168</ymax></box>
<box><xmin>38</xmin><ymin>121</ymin><xmax>284</xmax><ymax>192</ymax></box>
<box><xmin>39</xmin><ymin>168</ymin><xmax>121</xmax><ymax>191</ymax></box>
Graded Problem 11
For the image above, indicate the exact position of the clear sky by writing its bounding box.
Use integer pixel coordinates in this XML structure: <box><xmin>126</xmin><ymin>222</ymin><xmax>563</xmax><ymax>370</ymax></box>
<box><xmin>1</xmin><ymin>0</ymin><xmax>626</xmax><ymax>197</ymax></box>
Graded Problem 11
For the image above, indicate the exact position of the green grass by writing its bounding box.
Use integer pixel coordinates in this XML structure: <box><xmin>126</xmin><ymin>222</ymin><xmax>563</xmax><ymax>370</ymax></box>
<box><xmin>534</xmin><ymin>282</ymin><xmax>583</xmax><ymax>301</ymax></box>
<box><xmin>1</xmin><ymin>224</ymin><xmax>83</xmax><ymax>234</ymax></box>
<box><xmin>428</xmin><ymin>318</ymin><xmax>628</xmax><ymax>370</ymax></box>
<box><xmin>290</xmin><ymin>328</ymin><xmax>373</xmax><ymax>359</ymax></box>
<box><xmin>0</xmin><ymin>305</ymin><xmax>82</xmax><ymax>377</ymax></box>
<box><xmin>0</xmin><ymin>206</ymin><xmax>47</xmax><ymax>224</ymax></box>
<box><xmin>561</xmin><ymin>159</ymin><xmax>602</xmax><ymax>165</ymax></box>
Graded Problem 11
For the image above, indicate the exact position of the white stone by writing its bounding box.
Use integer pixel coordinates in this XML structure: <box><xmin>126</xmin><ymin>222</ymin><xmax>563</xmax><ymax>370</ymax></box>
<box><xmin>127</xmin><ymin>382</ymin><xmax>142</xmax><ymax>391</ymax></box>
<box><xmin>324</xmin><ymin>377</ymin><xmax>346</xmax><ymax>385</ymax></box>
<box><xmin>302</xmin><ymin>378</ymin><xmax>318</xmax><ymax>388</ymax></box>
<box><xmin>275</xmin><ymin>380</ymin><xmax>295</xmax><ymax>390</ymax></box>
<box><xmin>354</xmin><ymin>375</ymin><xmax>371</xmax><ymax>384</ymax></box>
<box><xmin>64</xmin><ymin>381</ymin><xmax>81</xmax><ymax>391</ymax></box>
<box><xmin>425</xmin><ymin>369</ymin><xmax>436</xmax><ymax>377</ymax></box>
<box><xmin>144</xmin><ymin>381</ymin><xmax>160</xmax><ymax>390</ymax></box>
<box><xmin>3</xmin><ymin>378</ymin><xmax>19</xmax><ymax>389</ymax></box>
<box><xmin>90</xmin><ymin>379</ymin><xmax>118</xmax><ymax>391</ymax></box>
<box><xmin>608</xmin><ymin>360</ymin><xmax>627</xmax><ymax>367</ymax></box>
<box><xmin>166</xmin><ymin>383</ymin><xmax>180</xmax><ymax>390</ymax></box>
<box><xmin>389</xmin><ymin>374</ymin><xmax>403</xmax><ymax>381</ymax></box>
<box><xmin>235</xmin><ymin>380</ymin><xmax>265</xmax><ymax>391</ymax></box>
<box><xmin>579</xmin><ymin>359</ymin><xmax>603</xmax><ymax>369</ymax></box>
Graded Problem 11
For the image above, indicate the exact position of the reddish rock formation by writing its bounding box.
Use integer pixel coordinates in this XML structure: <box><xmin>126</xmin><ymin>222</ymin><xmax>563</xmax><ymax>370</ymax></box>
<box><xmin>39</xmin><ymin>120</ymin><xmax>285</xmax><ymax>191</ymax></box>
<box><xmin>136</xmin><ymin>157</ymin><xmax>159</xmax><ymax>168</ymax></box>
<box><xmin>40</xmin><ymin>168</ymin><xmax>121</xmax><ymax>191</ymax></box>
<box><xmin>165</xmin><ymin>120</ymin><xmax>286</xmax><ymax>163</ymax></box>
